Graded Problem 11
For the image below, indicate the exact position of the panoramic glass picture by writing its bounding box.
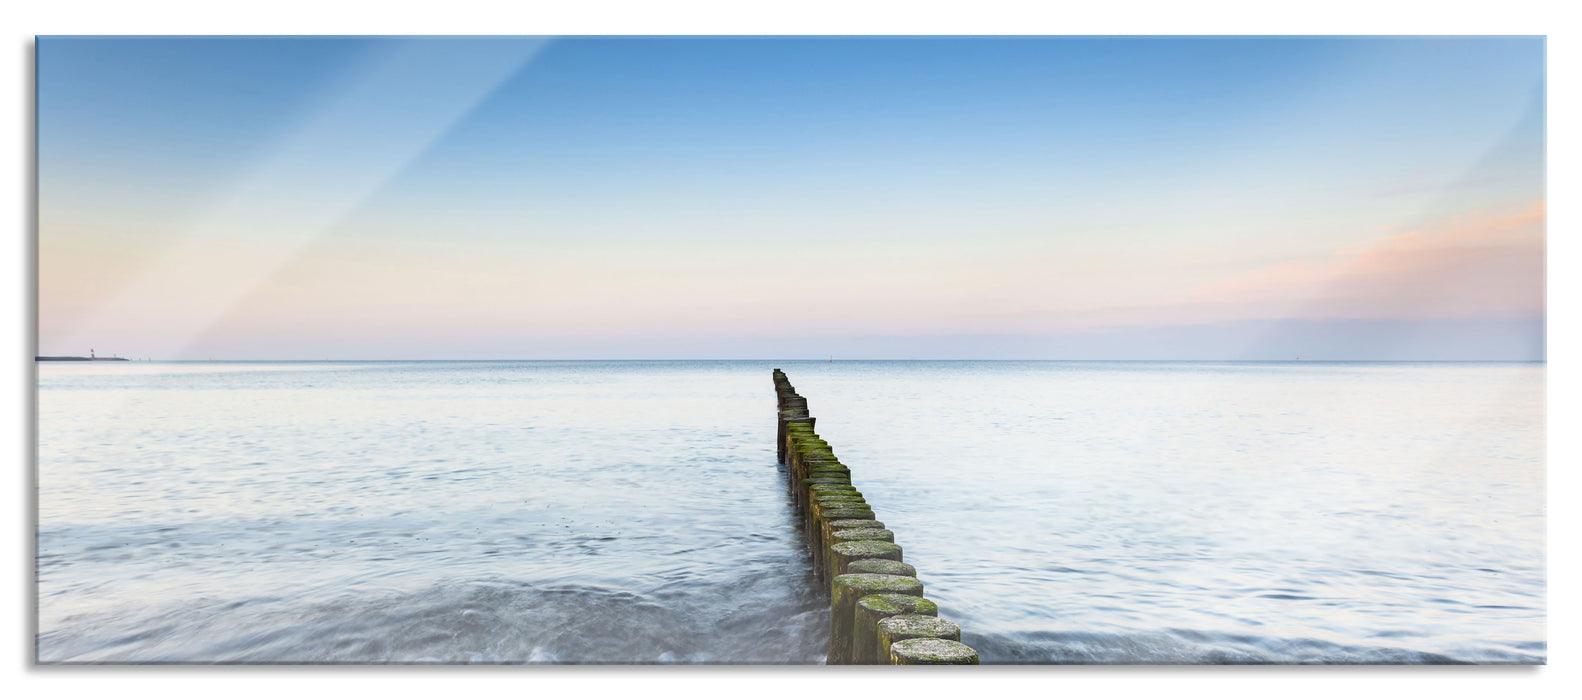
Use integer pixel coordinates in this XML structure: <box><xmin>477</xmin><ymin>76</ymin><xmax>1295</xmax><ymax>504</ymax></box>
<box><xmin>36</xmin><ymin>36</ymin><xmax>1544</xmax><ymax>664</ymax></box>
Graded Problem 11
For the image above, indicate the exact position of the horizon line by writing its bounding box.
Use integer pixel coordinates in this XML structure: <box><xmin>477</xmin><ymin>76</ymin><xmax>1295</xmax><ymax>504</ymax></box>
<box><xmin>35</xmin><ymin>358</ymin><xmax>1548</xmax><ymax>363</ymax></box>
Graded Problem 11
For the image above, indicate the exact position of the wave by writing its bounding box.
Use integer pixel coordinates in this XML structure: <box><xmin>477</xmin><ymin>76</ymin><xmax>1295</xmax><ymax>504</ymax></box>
<box><xmin>38</xmin><ymin>578</ymin><xmax>829</xmax><ymax>664</ymax></box>
<box><xmin>964</xmin><ymin>628</ymin><xmax>1545</xmax><ymax>664</ymax></box>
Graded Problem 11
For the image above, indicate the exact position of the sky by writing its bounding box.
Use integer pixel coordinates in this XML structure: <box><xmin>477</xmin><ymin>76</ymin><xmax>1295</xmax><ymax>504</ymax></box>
<box><xmin>36</xmin><ymin>36</ymin><xmax>1546</xmax><ymax>360</ymax></box>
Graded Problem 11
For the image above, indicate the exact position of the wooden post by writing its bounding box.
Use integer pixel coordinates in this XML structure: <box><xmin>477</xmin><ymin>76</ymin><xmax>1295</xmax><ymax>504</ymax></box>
<box><xmin>812</xmin><ymin>518</ymin><xmax>885</xmax><ymax>578</ymax></box>
<box><xmin>827</xmin><ymin>540</ymin><xmax>904</xmax><ymax>578</ymax></box>
<box><xmin>829</xmin><ymin>574</ymin><xmax>923</xmax><ymax>665</ymax></box>
<box><xmin>877</xmin><ymin>615</ymin><xmax>962</xmax><ymax>665</ymax></box>
<box><xmin>847</xmin><ymin>559</ymin><xmax>916</xmax><ymax>577</ymax></box>
<box><xmin>853</xmin><ymin>595</ymin><xmax>938</xmax><ymax>664</ymax></box>
<box><xmin>888</xmin><ymin>638</ymin><xmax>979</xmax><ymax>665</ymax></box>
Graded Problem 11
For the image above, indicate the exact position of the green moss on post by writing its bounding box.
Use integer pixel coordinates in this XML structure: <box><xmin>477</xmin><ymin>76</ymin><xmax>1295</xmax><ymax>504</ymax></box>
<box><xmin>792</xmin><ymin>450</ymin><xmax>837</xmax><ymax>484</ymax></box>
<box><xmin>780</xmin><ymin>417</ymin><xmax>814</xmax><ymax>464</ymax></box>
<box><xmin>799</xmin><ymin>454</ymin><xmax>837</xmax><ymax>470</ymax></box>
<box><xmin>805</xmin><ymin>485</ymin><xmax>858</xmax><ymax>508</ymax></box>
<box><xmin>824</xmin><ymin>517</ymin><xmax>880</xmax><ymax>534</ymax></box>
<box><xmin>814</xmin><ymin>500</ymin><xmax>872</xmax><ymax>515</ymax></box>
<box><xmin>805</xmin><ymin>471</ymin><xmax>846</xmax><ymax>483</ymax></box>
<box><xmin>846</xmin><ymin>559</ymin><xmax>915</xmax><ymax>577</ymax></box>
<box><xmin>799</xmin><ymin>478</ymin><xmax>851</xmax><ymax>513</ymax></box>
<box><xmin>829</xmin><ymin>518</ymin><xmax>883</xmax><ymax>530</ymax></box>
<box><xmin>888</xmin><ymin>638</ymin><xmax>978</xmax><ymax>665</ymax></box>
<box><xmin>812</xmin><ymin>489</ymin><xmax>861</xmax><ymax>499</ymax></box>
<box><xmin>814</xmin><ymin>494</ymin><xmax>866</xmax><ymax>506</ymax></box>
<box><xmin>858</xmin><ymin>594</ymin><xmax>937</xmax><ymax>617</ymax></box>
<box><xmin>876</xmin><ymin>615</ymin><xmax>961</xmax><ymax>664</ymax></box>
<box><xmin>813</xmin><ymin>500</ymin><xmax>867</xmax><ymax>521</ymax></box>
<box><xmin>815</xmin><ymin>505</ymin><xmax>875</xmax><ymax>523</ymax></box>
<box><xmin>809</xmin><ymin>492</ymin><xmax>862</xmax><ymax>511</ymax></box>
<box><xmin>813</xmin><ymin>520</ymin><xmax>885</xmax><ymax>577</ymax></box>
<box><xmin>807</xmin><ymin>503</ymin><xmax>875</xmax><ymax>564</ymax></box>
<box><xmin>809</xmin><ymin>487</ymin><xmax>856</xmax><ymax>501</ymax></box>
<box><xmin>829</xmin><ymin>574</ymin><xmax>923</xmax><ymax>665</ymax></box>
<box><xmin>830</xmin><ymin>528</ymin><xmax>894</xmax><ymax>545</ymax></box>
<box><xmin>827</xmin><ymin>540</ymin><xmax>903</xmax><ymax>579</ymax></box>
<box><xmin>799</xmin><ymin>477</ymin><xmax>851</xmax><ymax>514</ymax></box>
<box><xmin>853</xmin><ymin>596</ymin><xmax>939</xmax><ymax>664</ymax></box>
<box><xmin>801</xmin><ymin>477</ymin><xmax>850</xmax><ymax>486</ymax></box>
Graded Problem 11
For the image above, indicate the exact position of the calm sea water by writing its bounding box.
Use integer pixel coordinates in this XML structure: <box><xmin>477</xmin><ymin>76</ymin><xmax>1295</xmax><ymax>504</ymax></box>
<box><xmin>35</xmin><ymin>360</ymin><xmax>1544</xmax><ymax>663</ymax></box>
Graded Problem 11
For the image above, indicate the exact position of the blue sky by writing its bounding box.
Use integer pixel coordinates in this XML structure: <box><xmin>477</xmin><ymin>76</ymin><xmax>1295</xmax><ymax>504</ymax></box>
<box><xmin>37</xmin><ymin>36</ymin><xmax>1545</xmax><ymax>359</ymax></box>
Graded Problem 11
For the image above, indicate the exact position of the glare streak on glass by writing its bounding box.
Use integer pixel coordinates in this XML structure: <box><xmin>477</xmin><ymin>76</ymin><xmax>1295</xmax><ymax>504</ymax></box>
<box><xmin>59</xmin><ymin>39</ymin><xmax>548</xmax><ymax>361</ymax></box>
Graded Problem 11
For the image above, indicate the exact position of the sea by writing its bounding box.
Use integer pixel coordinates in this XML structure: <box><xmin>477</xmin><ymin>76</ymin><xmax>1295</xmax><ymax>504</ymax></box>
<box><xmin>34</xmin><ymin>360</ymin><xmax>1545</xmax><ymax>664</ymax></box>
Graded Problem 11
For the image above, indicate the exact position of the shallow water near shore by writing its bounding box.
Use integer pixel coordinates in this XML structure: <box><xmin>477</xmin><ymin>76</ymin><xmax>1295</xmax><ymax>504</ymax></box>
<box><xmin>36</xmin><ymin>360</ymin><xmax>1544</xmax><ymax>663</ymax></box>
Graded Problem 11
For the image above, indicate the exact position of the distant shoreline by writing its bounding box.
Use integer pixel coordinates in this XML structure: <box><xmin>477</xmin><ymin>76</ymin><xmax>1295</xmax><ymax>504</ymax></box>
<box><xmin>35</xmin><ymin>356</ymin><xmax>130</xmax><ymax>362</ymax></box>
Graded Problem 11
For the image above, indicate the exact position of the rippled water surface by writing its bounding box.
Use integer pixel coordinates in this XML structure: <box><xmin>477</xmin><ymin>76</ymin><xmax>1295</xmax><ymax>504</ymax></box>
<box><xmin>37</xmin><ymin>361</ymin><xmax>825</xmax><ymax>663</ymax></box>
<box><xmin>37</xmin><ymin>361</ymin><xmax>1544</xmax><ymax>663</ymax></box>
<box><xmin>787</xmin><ymin>361</ymin><xmax>1545</xmax><ymax>663</ymax></box>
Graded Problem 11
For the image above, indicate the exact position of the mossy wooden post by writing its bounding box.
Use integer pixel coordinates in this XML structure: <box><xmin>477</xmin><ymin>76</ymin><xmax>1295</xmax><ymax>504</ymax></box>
<box><xmin>811</xmin><ymin>506</ymin><xmax>876</xmax><ymax>555</ymax></box>
<box><xmin>809</xmin><ymin>504</ymin><xmax>874</xmax><ymax>563</ymax></box>
<box><xmin>813</xmin><ymin>494</ymin><xmax>867</xmax><ymax>511</ymax></box>
<box><xmin>801</xmin><ymin>466</ymin><xmax>847</xmax><ymax>507</ymax></box>
<box><xmin>806</xmin><ymin>484</ymin><xmax>860</xmax><ymax>516</ymax></box>
<box><xmin>813</xmin><ymin>518</ymin><xmax>883</xmax><ymax>577</ymax></box>
<box><xmin>808</xmin><ymin>496</ymin><xmax>866</xmax><ymax>554</ymax></box>
<box><xmin>803</xmin><ymin>475</ymin><xmax>854</xmax><ymax>519</ymax></box>
<box><xmin>818</xmin><ymin>516</ymin><xmax>876</xmax><ymax>557</ymax></box>
<box><xmin>812</xmin><ymin>501</ymin><xmax>872</xmax><ymax>522</ymax></box>
<box><xmin>800</xmin><ymin>478</ymin><xmax>853</xmax><ymax>518</ymax></box>
<box><xmin>790</xmin><ymin>439</ymin><xmax>832</xmax><ymax>490</ymax></box>
<box><xmin>847</xmin><ymin>559</ymin><xmax>915</xmax><ymax>577</ymax></box>
<box><xmin>783</xmin><ymin>431</ymin><xmax>817</xmax><ymax>472</ymax></box>
<box><xmin>826</xmin><ymin>529</ymin><xmax>894</xmax><ymax>576</ymax></box>
<box><xmin>876</xmin><ymin>615</ymin><xmax>961</xmax><ymax>665</ymax></box>
<box><xmin>783</xmin><ymin>426</ymin><xmax>818</xmax><ymax>487</ymax></box>
<box><xmin>784</xmin><ymin>426</ymin><xmax>820</xmax><ymax>477</ymax></box>
<box><xmin>795</xmin><ymin>444</ymin><xmax>833</xmax><ymax>482</ymax></box>
<box><xmin>830</xmin><ymin>528</ymin><xmax>893</xmax><ymax>545</ymax></box>
<box><xmin>773</xmin><ymin>369</ymin><xmax>804</xmax><ymax>464</ymax></box>
<box><xmin>852</xmin><ymin>595</ymin><xmax>938</xmax><ymax>664</ymax></box>
<box><xmin>827</xmin><ymin>540</ymin><xmax>903</xmax><ymax>578</ymax></box>
<box><xmin>889</xmin><ymin>638</ymin><xmax>979</xmax><ymax>665</ymax></box>
<box><xmin>829</xmin><ymin>574</ymin><xmax>923</xmax><ymax>665</ymax></box>
<box><xmin>778</xmin><ymin>410</ymin><xmax>811</xmax><ymax>465</ymax></box>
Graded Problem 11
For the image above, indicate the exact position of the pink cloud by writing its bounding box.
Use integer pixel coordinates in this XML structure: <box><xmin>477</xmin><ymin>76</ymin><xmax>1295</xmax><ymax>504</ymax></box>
<box><xmin>1166</xmin><ymin>200</ymin><xmax>1545</xmax><ymax>323</ymax></box>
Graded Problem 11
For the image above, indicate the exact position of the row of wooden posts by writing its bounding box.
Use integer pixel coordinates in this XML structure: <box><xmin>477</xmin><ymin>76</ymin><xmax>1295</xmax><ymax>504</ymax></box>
<box><xmin>773</xmin><ymin>369</ymin><xmax>980</xmax><ymax>665</ymax></box>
